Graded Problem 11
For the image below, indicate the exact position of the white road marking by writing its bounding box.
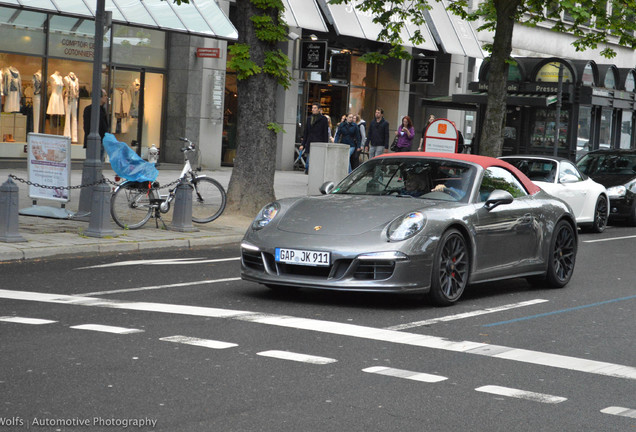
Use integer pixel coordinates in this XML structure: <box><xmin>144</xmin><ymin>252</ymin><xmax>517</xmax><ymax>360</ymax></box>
<box><xmin>80</xmin><ymin>277</ymin><xmax>242</xmax><ymax>296</ymax></box>
<box><xmin>159</xmin><ymin>335</ymin><xmax>237</xmax><ymax>349</ymax></box>
<box><xmin>475</xmin><ymin>385</ymin><xmax>567</xmax><ymax>404</ymax></box>
<box><xmin>583</xmin><ymin>234</ymin><xmax>636</xmax><ymax>243</ymax></box>
<box><xmin>2</xmin><ymin>289</ymin><xmax>635</xmax><ymax>380</ymax></box>
<box><xmin>77</xmin><ymin>257</ymin><xmax>240</xmax><ymax>269</ymax></box>
<box><xmin>257</xmin><ymin>350</ymin><xmax>337</xmax><ymax>365</ymax></box>
<box><xmin>69</xmin><ymin>324</ymin><xmax>144</xmax><ymax>334</ymax></box>
<box><xmin>362</xmin><ymin>366</ymin><xmax>447</xmax><ymax>383</ymax></box>
<box><xmin>386</xmin><ymin>299</ymin><xmax>549</xmax><ymax>330</ymax></box>
<box><xmin>0</xmin><ymin>316</ymin><xmax>57</xmax><ymax>325</ymax></box>
<box><xmin>600</xmin><ymin>406</ymin><xmax>636</xmax><ymax>419</ymax></box>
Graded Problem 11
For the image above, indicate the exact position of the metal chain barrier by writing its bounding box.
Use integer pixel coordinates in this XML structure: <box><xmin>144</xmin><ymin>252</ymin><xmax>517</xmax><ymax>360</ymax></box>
<box><xmin>8</xmin><ymin>174</ymin><xmax>183</xmax><ymax>191</ymax></box>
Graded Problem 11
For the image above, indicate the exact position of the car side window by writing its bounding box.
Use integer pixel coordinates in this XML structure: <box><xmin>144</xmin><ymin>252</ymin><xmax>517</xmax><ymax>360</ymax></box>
<box><xmin>478</xmin><ymin>166</ymin><xmax>528</xmax><ymax>202</ymax></box>
<box><xmin>559</xmin><ymin>161</ymin><xmax>583</xmax><ymax>182</ymax></box>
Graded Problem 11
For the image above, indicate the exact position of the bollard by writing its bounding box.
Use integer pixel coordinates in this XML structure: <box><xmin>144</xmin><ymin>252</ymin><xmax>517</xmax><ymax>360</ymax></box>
<box><xmin>169</xmin><ymin>181</ymin><xmax>198</xmax><ymax>232</ymax></box>
<box><xmin>0</xmin><ymin>177</ymin><xmax>26</xmax><ymax>242</ymax></box>
<box><xmin>84</xmin><ymin>182</ymin><xmax>115</xmax><ymax>238</ymax></box>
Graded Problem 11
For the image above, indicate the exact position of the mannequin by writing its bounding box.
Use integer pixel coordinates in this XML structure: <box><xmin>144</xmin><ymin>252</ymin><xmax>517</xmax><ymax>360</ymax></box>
<box><xmin>129</xmin><ymin>78</ymin><xmax>140</xmax><ymax>118</ymax></box>
<box><xmin>3</xmin><ymin>66</ymin><xmax>22</xmax><ymax>112</ymax></box>
<box><xmin>63</xmin><ymin>72</ymin><xmax>79</xmax><ymax>142</ymax></box>
<box><xmin>47</xmin><ymin>71</ymin><xmax>65</xmax><ymax>115</ymax></box>
<box><xmin>33</xmin><ymin>70</ymin><xmax>42</xmax><ymax>133</ymax></box>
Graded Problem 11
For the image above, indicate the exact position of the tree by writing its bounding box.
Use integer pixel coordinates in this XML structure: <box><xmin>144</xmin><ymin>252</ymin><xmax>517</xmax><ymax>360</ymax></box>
<box><xmin>331</xmin><ymin>0</ymin><xmax>636</xmax><ymax>157</ymax></box>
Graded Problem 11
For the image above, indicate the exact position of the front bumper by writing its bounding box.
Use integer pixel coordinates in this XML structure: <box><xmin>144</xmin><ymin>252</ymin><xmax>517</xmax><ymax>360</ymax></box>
<box><xmin>609</xmin><ymin>194</ymin><xmax>635</xmax><ymax>220</ymax></box>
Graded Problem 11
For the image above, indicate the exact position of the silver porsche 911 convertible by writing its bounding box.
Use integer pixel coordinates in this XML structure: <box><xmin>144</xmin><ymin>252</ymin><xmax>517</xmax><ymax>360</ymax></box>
<box><xmin>240</xmin><ymin>153</ymin><xmax>578</xmax><ymax>305</ymax></box>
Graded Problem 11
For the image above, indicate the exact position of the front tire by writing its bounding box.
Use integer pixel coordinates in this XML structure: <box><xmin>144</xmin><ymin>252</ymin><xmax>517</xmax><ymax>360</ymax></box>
<box><xmin>110</xmin><ymin>183</ymin><xmax>153</xmax><ymax>229</ymax></box>
<box><xmin>191</xmin><ymin>177</ymin><xmax>227</xmax><ymax>223</ymax></box>
<box><xmin>589</xmin><ymin>195</ymin><xmax>608</xmax><ymax>233</ymax></box>
<box><xmin>545</xmin><ymin>220</ymin><xmax>577</xmax><ymax>288</ymax></box>
<box><xmin>429</xmin><ymin>229</ymin><xmax>470</xmax><ymax>306</ymax></box>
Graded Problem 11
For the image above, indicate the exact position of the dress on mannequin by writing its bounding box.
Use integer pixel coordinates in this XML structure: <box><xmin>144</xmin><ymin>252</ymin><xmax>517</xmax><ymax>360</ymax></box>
<box><xmin>111</xmin><ymin>87</ymin><xmax>131</xmax><ymax>134</ymax></box>
<box><xmin>47</xmin><ymin>71</ymin><xmax>65</xmax><ymax>115</ymax></box>
<box><xmin>63</xmin><ymin>72</ymin><xmax>79</xmax><ymax>142</ymax></box>
<box><xmin>3</xmin><ymin>66</ymin><xmax>22</xmax><ymax>113</ymax></box>
<box><xmin>33</xmin><ymin>71</ymin><xmax>42</xmax><ymax>134</ymax></box>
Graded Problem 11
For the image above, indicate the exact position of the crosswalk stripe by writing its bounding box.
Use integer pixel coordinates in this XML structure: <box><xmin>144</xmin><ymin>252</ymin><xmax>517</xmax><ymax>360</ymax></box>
<box><xmin>0</xmin><ymin>316</ymin><xmax>57</xmax><ymax>325</ymax></box>
<box><xmin>475</xmin><ymin>385</ymin><xmax>567</xmax><ymax>404</ymax></box>
<box><xmin>363</xmin><ymin>366</ymin><xmax>447</xmax><ymax>383</ymax></box>
<box><xmin>600</xmin><ymin>406</ymin><xmax>636</xmax><ymax>419</ymax></box>
<box><xmin>257</xmin><ymin>350</ymin><xmax>337</xmax><ymax>365</ymax></box>
<box><xmin>69</xmin><ymin>324</ymin><xmax>144</xmax><ymax>334</ymax></box>
<box><xmin>1</xmin><ymin>289</ymin><xmax>635</xmax><ymax>381</ymax></box>
<box><xmin>159</xmin><ymin>335</ymin><xmax>237</xmax><ymax>349</ymax></box>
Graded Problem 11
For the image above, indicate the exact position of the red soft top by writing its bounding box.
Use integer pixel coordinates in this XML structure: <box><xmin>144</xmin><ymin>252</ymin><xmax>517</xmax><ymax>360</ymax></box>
<box><xmin>376</xmin><ymin>152</ymin><xmax>541</xmax><ymax>195</ymax></box>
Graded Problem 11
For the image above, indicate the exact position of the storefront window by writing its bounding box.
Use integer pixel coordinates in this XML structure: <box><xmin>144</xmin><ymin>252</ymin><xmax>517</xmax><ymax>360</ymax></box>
<box><xmin>599</xmin><ymin>107</ymin><xmax>613</xmax><ymax>149</ymax></box>
<box><xmin>531</xmin><ymin>108</ymin><xmax>568</xmax><ymax>151</ymax></box>
<box><xmin>603</xmin><ymin>69</ymin><xmax>616</xmax><ymax>89</ymax></box>
<box><xmin>48</xmin><ymin>15</ymin><xmax>103</xmax><ymax>61</ymax></box>
<box><xmin>350</xmin><ymin>55</ymin><xmax>376</xmax><ymax>87</ymax></box>
<box><xmin>582</xmin><ymin>63</ymin><xmax>595</xmax><ymax>86</ymax></box>
<box><xmin>0</xmin><ymin>8</ymin><xmax>46</xmax><ymax>56</ymax></box>
<box><xmin>576</xmin><ymin>106</ymin><xmax>591</xmax><ymax>158</ymax></box>
<box><xmin>619</xmin><ymin>110</ymin><xmax>632</xmax><ymax>149</ymax></box>
<box><xmin>535</xmin><ymin>62</ymin><xmax>573</xmax><ymax>83</ymax></box>
<box><xmin>112</xmin><ymin>25</ymin><xmax>166</xmax><ymax>69</ymax></box>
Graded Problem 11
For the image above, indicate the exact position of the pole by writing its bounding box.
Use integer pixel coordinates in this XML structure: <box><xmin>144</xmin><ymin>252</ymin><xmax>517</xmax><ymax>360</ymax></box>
<box><xmin>553</xmin><ymin>64</ymin><xmax>564</xmax><ymax>157</ymax></box>
<box><xmin>76</xmin><ymin>0</ymin><xmax>108</xmax><ymax>226</ymax></box>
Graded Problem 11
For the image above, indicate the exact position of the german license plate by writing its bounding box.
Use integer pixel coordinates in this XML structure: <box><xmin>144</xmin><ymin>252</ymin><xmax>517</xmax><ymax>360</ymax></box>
<box><xmin>275</xmin><ymin>248</ymin><xmax>330</xmax><ymax>266</ymax></box>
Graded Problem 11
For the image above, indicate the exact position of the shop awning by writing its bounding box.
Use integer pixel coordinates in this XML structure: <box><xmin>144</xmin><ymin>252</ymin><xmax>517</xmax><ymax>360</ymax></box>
<box><xmin>282</xmin><ymin>0</ymin><xmax>327</xmax><ymax>33</ymax></box>
<box><xmin>423</xmin><ymin>0</ymin><xmax>483</xmax><ymax>58</ymax></box>
<box><xmin>453</xmin><ymin>92</ymin><xmax>558</xmax><ymax>107</ymax></box>
<box><xmin>0</xmin><ymin>0</ymin><xmax>238</xmax><ymax>40</ymax></box>
<box><xmin>318</xmin><ymin>0</ymin><xmax>438</xmax><ymax>51</ymax></box>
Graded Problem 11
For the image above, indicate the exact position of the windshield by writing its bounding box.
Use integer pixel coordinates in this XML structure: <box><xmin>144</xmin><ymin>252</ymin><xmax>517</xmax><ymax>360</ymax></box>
<box><xmin>503</xmin><ymin>158</ymin><xmax>557</xmax><ymax>182</ymax></box>
<box><xmin>577</xmin><ymin>152</ymin><xmax>636</xmax><ymax>176</ymax></box>
<box><xmin>332</xmin><ymin>157</ymin><xmax>477</xmax><ymax>202</ymax></box>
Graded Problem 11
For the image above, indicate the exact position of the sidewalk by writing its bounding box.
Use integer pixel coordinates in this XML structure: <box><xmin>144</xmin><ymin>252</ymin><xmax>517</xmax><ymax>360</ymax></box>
<box><xmin>0</xmin><ymin>163</ymin><xmax>310</xmax><ymax>262</ymax></box>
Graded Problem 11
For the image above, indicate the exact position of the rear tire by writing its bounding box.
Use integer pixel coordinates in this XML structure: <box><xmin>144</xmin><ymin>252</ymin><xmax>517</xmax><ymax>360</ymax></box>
<box><xmin>110</xmin><ymin>183</ymin><xmax>153</xmax><ymax>229</ymax></box>
<box><xmin>545</xmin><ymin>220</ymin><xmax>577</xmax><ymax>288</ymax></box>
<box><xmin>428</xmin><ymin>229</ymin><xmax>470</xmax><ymax>306</ymax></box>
<box><xmin>191</xmin><ymin>177</ymin><xmax>227</xmax><ymax>223</ymax></box>
<box><xmin>589</xmin><ymin>195</ymin><xmax>608</xmax><ymax>233</ymax></box>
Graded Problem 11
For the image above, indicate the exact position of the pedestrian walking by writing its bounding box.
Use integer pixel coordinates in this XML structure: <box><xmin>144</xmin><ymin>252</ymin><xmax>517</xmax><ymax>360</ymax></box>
<box><xmin>83</xmin><ymin>88</ymin><xmax>109</xmax><ymax>161</ymax></box>
<box><xmin>334</xmin><ymin>113</ymin><xmax>362</xmax><ymax>172</ymax></box>
<box><xmin>418</xmin><ymin>114</ymin><xmax>436</xmax><ymax>151</ymax></box>
<box><xmin>395</xmin><ymin>115</ymin><xmax>415</xmax><ymax>152</ymax></box>
<box><xmin>299</xmin><ymin>102</ymin><xmax>329</xmax><ymax>174</ymax></box>
<box><xmin>355</xmin><ymin>114</ymin><xmax>367</xmax><ymax>164</ymax></box>
<box><xmin>365</xmin><ymin>108</ymin><xmax>390</xmax><ymax>158</ymax></box>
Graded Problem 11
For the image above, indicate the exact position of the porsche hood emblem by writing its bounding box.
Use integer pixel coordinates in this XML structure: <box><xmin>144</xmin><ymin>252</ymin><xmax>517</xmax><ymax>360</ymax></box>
<box><xmin>313</xmin><ymin>226</ymin><xmax>322</xmax><ymax>231</ymax></box>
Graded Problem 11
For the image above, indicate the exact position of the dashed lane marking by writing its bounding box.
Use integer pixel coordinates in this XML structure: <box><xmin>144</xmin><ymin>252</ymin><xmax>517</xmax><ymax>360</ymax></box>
<box><xmin>475</xmin><ymin>385</ymin><xmax>567</xmax><ymax>404</ymax></box>
<box><xmin>600</xmin><ymin>406</ymin><xmax>636</xmax><ymax>419</ymax></box>
<box><xmin>362</xmin><ymin>366</ymin><xmax>447</xmax><ymax>383</ymax></box>
<box><xmin>159</xmin><ymin>335</ymin><xmax>237</xmax><ymax>349</ymax></box>
<box><xmin>69</xmin><ymin>324</ymin><xmax>144</xmax><ymax>334</ymax></box>
<box><xmin>386</xmin><ymin>299</ymin><xmax>548</xmax><ymax>330</ymax></box>
<box><xmin>0</xmin><ymin>316</ymin><xmax>57</xmax><ymax>325</ymax></box>
<box><xmin>1</xmin><ymin>289</ymin><xmax>635</xmax><ymax>381</ymax></box>
<box><xmin>257</xmin><ymin>350</ymin><xmax>337</xmax><ymax>365</ymax></box>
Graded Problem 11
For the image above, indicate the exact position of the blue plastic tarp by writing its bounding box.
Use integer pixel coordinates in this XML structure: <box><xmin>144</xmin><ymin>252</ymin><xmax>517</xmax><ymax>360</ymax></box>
<box><xmin>102</xmin><ymin>133</ymin><xmax>158</xmax><ymax>182</ymax></box>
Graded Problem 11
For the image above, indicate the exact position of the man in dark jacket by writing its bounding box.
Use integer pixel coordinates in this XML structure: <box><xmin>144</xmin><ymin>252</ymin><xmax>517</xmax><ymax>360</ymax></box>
<box><xmin>365</xmin><ymin>107</ymin><xmax>390</xmax><ymax>158</ymax></box>
<box><xmin>299</xmin><ymin>102</ymin><xmax>329</xmax><ymax>174</ymax></box>
<box><xmin>83</xmin><ymin>88</ymin><xmax>109</xmax><ymax>160</ymax></box>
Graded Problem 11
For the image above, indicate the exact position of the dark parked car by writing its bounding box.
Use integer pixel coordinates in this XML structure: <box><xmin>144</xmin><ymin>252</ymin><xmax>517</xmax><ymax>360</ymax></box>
<box><xmin>241</xmin><ymin>153</ymin><xmax>578</xmax><ymax>306</ymax></box>
<box><xmin>576</xmin><ymin>149</ymin><xmax>636</xmax><ymax>226</ymax></box>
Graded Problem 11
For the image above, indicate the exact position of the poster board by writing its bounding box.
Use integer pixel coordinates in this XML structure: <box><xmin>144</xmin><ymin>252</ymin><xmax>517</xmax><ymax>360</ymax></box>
<box><xmin>423</xmin><ymin>119</ymin><xmax>458</xmax><ymax>153</ymax></box>
<box><xmin>26</xmin><ymin>133</ymin><xmax>71</xmax><ymax>203</ymax></box>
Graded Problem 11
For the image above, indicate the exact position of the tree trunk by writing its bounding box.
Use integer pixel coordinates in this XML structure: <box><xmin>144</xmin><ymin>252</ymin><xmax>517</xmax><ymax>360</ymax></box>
<box><xmin>226</xmin><ymin>0</ymin><xmax>279</xmax><ymax>217</ymax></box>
<box><xmin>479</xmin><ymin>0</ymin><xmax>521</xmax><ymax>157</ymax></box>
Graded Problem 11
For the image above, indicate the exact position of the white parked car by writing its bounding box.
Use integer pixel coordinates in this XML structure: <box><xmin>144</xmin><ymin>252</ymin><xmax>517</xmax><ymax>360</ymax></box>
<box><xmin>500</xmin><ymin>155</ymin><xmax>609</xmax><ymax>233</ymax></box>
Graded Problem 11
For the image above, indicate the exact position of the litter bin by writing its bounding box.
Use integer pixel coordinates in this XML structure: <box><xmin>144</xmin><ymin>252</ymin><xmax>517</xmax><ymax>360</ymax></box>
<box><xmin>307</xmin><ymin>142</ymin><xmax>349</xmax><ymax>195</ymax></box>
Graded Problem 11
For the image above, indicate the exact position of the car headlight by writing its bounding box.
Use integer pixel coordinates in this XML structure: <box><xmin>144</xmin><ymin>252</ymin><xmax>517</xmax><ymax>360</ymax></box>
<box><xmin>387</xmin><ymin>211</ymin><xmax>426</xmax><ymax>241</ymax></box>
<box><xmin>607</xmin><ymin>185</ymin><xmax>626</xmax><ymax>199</ymax></box>
<box><xmin>252</xmin><ymin>202</ymin><xmax>280</xmax><ymax>229</ymax></box>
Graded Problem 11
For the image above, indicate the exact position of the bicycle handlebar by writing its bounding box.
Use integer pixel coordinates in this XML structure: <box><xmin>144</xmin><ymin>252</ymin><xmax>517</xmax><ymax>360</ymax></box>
<box><xmin>178</xmin><ymin>137</ymin><xmax>196</xmax><ymax>152</ymax></box>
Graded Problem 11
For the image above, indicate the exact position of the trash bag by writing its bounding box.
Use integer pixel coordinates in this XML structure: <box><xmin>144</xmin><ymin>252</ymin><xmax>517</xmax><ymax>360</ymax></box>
<box><xmin>102</xmin><ymin>133</ymin><xmax>158</xmax><ymax>182</ymax></box>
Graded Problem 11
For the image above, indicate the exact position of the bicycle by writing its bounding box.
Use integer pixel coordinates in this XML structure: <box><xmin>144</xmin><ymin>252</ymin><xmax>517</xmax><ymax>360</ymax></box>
<box><xmin>110</xmin><ymin>137</ymin><xmax>227</xmax><ymax>229</ymax></box>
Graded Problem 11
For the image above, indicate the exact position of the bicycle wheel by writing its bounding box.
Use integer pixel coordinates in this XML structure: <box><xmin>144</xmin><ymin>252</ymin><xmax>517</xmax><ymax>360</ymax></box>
<box><xmin>191</xmin><ymin>177</ymin><xmax>226</xmax><ymax>223</ymax></box>
<box><xmin>110</xmin><ymin>183</ymin><xmax>153</xmax><ymax>229</ymax></box>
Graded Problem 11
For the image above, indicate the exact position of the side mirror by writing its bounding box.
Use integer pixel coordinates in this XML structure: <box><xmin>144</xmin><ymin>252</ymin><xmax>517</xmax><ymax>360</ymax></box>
<box><xmin>319</xmin><ymin>181</ymin><xmax>335</xmax><ymax>195</ymax></box>
<box><xmin>560</xmin><ymin>173</ymin><xmax>579</xmax><ymax>184</ymax></box>
<box><xmin>484</xmin><ymin>189</ymin><xmax>514</xmax><ymax>210</ymax></box>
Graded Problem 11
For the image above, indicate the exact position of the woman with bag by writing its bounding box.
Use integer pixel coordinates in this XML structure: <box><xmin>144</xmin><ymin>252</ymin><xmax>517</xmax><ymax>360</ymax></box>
<box><xmin>335</xmin><ymin>113</ymin><xmax>362</xmax><ymax>172</ymax></box>
<box><xmin>394</xmin><ymin>115</ymin><xmax>415</xmax><ymax>152</ymax></box>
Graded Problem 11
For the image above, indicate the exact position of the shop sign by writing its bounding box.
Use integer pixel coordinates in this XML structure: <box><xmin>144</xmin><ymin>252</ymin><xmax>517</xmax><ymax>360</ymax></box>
<box><xmin>209</xmin><ymin>69</ymin><xmax>224</xmax><ymax>122</ymax></box>
<box><xmin>330</xmin><ymin>54</ymin><xmax>350</xmax><ymax>80</ymax></box>
<box><xmin>26</xmin><ymin>133</ymin><xmax>71</xmax><ymax>203</ymax></box>
<box><xmin>423</xmin><ymin>119</ymin><xmax>458</xmax><ymax>153</ymax></box>
<box><xmin>48</xmin><ymin>33</ymin><xmax>95</xmax><ymax>60</ymax></box>
<box><xmin>471</xmin><ymin>82</ymin><xmax>519</xmax><ymax>92</ymax></box>
<box><xmin>300</xmin><ymin>40</ymin><xmax>328</xmax><ymax>71</ymax></box>
<box><xmin>196</xmin><ymin>48</ymin><xmax>221</xmax><ymax>58</ymax></box>
<box><xmin>409</xmin><ymin>58</ymin><xmax>435</xmax><ymax>84</ymax></box>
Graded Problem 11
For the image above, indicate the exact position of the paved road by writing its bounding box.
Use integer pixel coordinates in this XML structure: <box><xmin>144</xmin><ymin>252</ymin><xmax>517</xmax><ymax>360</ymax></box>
<box><xmin>1</xmin><ymin>227</ymin><xmax>635</xmax><ymax>431</ymax></box>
